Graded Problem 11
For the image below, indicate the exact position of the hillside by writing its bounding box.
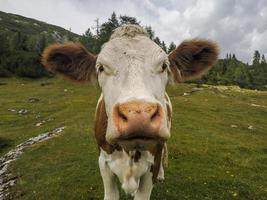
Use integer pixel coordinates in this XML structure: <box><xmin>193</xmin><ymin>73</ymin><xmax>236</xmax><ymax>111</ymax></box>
<box><xmin>0</xmin><ymin>11</ymin><xmax>81</xmax><ymax>78</ymax></box>
<box><xmin>0</xmin><ymin>11</ymin><xmax>79</xmax><ymax>39</ymax></box>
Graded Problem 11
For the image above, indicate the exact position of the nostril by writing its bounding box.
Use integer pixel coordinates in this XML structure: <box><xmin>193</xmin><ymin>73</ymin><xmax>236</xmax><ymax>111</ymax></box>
<box><xmin>118</xmin><ymin>109</ymin><xmax>128</xmax><ymax>122</ymax></box>
<box><xmin>151</xmin><ymin>105</ymin><xmax>160</xmax><ymax>122</ymax></box>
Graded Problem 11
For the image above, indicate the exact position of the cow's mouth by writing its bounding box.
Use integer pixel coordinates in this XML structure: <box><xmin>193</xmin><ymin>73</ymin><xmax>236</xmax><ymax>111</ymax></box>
<box><xmin>120</xmin><ymin>134</ymin><xmax>156</xmax><ymax>141</ymax></box>
<box><xmin>116</xmin><ymin>133</ymin><xmax>162</xmax><ymax>150</ymax></box>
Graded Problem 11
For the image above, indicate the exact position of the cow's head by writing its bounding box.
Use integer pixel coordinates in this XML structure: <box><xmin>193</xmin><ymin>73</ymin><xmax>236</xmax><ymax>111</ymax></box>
<box><xmin>42</xmin><ymin>25</ymin><xmax>218</xmax><ymax>151</ymax></box>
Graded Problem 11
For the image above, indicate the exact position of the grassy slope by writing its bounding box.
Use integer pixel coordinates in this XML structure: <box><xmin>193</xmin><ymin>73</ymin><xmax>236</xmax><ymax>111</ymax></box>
<box><xmin>0</xmin><ymin>78</ymin><xmax>266</xmax><ymax>200</ymax></box>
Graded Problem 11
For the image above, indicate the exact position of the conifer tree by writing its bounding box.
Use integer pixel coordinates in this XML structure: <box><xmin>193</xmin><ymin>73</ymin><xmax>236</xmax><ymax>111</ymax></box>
<box><xmin>161</xmin><ymin>41</ymin><xmax>167</xmax><ymax>53</ymax></box>
<box><xmin>145</xmin><ymin>26</ymin><xmax>154</xmax><ymax>40</ymax></box>
<box><xmin>253</xmin><ymin>50</ymin><xmax>261</xmax><ymax>66</ymax></box>
<box><xmin>168</xmin><ymin>42</ymin><xmax>176</xmax><ymax>53</ymax></box>
<box><xmin>261</xmin><ymin>54</ymin><xmax>266</xmax><ymax>64</ymax></box>
<box><xmin>154</xmin><ymin>37</ymin><xmax>161</xmax><ymax>47</ymax></box>
<box><xmin>119</xmin><ymin>15</ymin><xmax>139</xmax><ymax>25</ymax></box>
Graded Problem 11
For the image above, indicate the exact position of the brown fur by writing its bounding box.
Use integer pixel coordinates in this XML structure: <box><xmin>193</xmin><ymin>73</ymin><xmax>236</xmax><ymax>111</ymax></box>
<box><xmin>169</xmin><ymin>39</ymin><xmax>219</xmax><ymax>82</ymax></box>
<box><xmin>149</xmin><ymin>95</ymin><xmax>173</xmax><ymax>182</ymax></box>
<box><xmin>149</xmin><ymin>143</ymin><xmax>164</xmax><ymax>183</ymax></box>
<box><xmin>94</xmin><ymin>97</ymin><xmax>121</xmax><ymax>154</ymax></box>
<box><xmin>42</xmin><ymin>42</ymin><xmax>97</xmax><ymax>81</ymax></box>
<box><xmin>134</xmin><ymin>150</ymin><xmax>141</xmax><ymax>162</ymax></box>
<box><xmin>166</xmin><ymin>103</ymin><xmax>172</xmax><ymax>121</ymax></box>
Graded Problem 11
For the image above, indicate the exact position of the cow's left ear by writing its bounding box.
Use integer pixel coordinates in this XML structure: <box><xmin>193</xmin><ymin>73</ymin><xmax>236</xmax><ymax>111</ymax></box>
<box><xmin>42</xmin><ymin>42</ymin><xmax>97</xmax><ymax>82</ymax></box>
<box><xmin>168</xmin><ymin>39</ymin><xmax>219</xmax><ymax>82</ymax></box>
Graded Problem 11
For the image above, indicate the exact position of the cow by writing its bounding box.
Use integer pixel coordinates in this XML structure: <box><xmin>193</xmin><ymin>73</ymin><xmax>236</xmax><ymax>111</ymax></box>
<box><xmin>42</xmin><ymin>24</ymin><xmax>218</xmax><ymax>200</ymax></box>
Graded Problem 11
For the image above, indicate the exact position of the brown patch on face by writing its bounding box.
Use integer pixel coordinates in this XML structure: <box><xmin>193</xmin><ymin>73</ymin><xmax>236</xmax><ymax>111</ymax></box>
<box><xmin>42</xmin><ymin>42</ymin><xmax>97</xmax><ymax>82</ymax></box>
<box><xmin>165</xmin><ymin>94</ymin><xmax>172</xmax><ymax>129</ymax></box>
<box><xmin>95</xmin><ymin>97</ymin><xmax>121</xmax><ymax>154</ymax></box>
<box><xmin>169</xmin><ymin>39</ymin><xmax>219</xmax><ymax>82</ymax></box>
<box><xmin>166</xmin><ymin>104</ymin><xmax>172</xmax><ymax>122</ymax></box>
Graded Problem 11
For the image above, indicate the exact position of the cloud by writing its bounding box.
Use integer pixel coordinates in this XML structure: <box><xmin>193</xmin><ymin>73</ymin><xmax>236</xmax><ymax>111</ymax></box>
<box><xmin>0</xmin><ymin>0</ymin><xmax>266</xmax><ymax>63</ymax></box>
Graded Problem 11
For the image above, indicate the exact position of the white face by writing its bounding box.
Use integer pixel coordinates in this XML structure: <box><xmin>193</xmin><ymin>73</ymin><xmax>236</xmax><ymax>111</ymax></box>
<box><xmin>96</xmin><ymin>35</ymin><xmax>170</xmax><ymax>144</ymax></box>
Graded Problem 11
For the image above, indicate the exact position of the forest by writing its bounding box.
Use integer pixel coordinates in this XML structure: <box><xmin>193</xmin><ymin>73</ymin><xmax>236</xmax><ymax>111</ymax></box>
<box><xmin>0</xmin><ymin>11</ymin><xmax>266</xmax><ymax>90</ymax></box>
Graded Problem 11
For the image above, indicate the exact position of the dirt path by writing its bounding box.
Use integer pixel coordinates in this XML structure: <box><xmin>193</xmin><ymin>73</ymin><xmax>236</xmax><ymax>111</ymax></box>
<box><xmin>0</xmin><ymin>127</ymin><xmax>65</xmax><ymax>200</ymax></box>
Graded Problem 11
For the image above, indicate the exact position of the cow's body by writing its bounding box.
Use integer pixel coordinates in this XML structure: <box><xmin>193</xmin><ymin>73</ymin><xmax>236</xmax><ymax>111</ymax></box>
<box><xmin>42</xmin><ymin>24</ymin><xmax>218</xmax><ymax>199</ymax></box>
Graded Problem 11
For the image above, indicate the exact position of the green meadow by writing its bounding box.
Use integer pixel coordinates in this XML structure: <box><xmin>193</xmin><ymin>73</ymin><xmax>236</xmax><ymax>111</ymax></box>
<box><xmin>0</xmin><ymin>77</ymin><xmax>267</xmax><ymax>200</ymax></box>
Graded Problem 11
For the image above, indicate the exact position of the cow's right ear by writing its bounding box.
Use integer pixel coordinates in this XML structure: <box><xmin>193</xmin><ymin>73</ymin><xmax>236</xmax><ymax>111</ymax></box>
<box><xmin>42</xmin><ymin>42</ymin><xmax>97</xmax><ymax>81</ymax></box>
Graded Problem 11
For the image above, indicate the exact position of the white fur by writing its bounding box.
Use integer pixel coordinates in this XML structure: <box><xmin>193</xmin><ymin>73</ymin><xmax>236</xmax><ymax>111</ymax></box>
<box><xmin>110</xmin><ymin>24</ymin><xmax>149</xmax><ymax>39</ymax></box>
<box><xmin>99</xmin><ymin>149</ymin><xmax>154</xmax><ymax>199</ymax></box>
<box><xmin>99</xmin><ymin>153</ymin><xmax>119</xmax><ymax>200</ymax></box>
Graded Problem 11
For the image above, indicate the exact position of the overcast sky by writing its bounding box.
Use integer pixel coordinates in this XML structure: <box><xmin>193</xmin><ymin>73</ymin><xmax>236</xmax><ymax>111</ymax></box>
<box><xmin>1</xmin><ymin>0</ymin><xmax>267</xmax><ymax>63</ymax></box>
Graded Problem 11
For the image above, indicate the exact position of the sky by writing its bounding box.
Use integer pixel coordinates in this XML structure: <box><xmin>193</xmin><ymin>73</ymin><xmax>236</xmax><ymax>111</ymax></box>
<box><xmin>0</xmin><ymin>0</ymin><xmax>267</xmax><ymax>63</ymax></box>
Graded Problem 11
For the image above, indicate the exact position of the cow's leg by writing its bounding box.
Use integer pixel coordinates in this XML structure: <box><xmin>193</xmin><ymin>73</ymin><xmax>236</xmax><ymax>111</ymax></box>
<box><xmin>134</xmin><ymin>171</ymin><xmax>153</xmax><ymax>200</ymax></box>
<box><xmin>99</xmin><ymin>155</ymin><xmax>119</xmax><ymax>200</ymax></box>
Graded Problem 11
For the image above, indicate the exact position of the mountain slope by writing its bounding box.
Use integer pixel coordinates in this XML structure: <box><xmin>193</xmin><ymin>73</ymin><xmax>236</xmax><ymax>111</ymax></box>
<box><xmin>0</xmin><ymin>11</ymin><xmax>82</xmax><ymax>78</ymax></box>
<box><xmin>0</xmin><ymin>10</ymin><xmax>80</xmax><ymax>39</ymax></box>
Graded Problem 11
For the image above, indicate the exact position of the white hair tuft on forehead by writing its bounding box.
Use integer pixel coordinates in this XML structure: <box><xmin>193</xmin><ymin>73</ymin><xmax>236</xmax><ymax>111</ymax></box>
<box><xmin>110</xmin><ymin>24</ymin><xmax>149</xmax><ymax>39</ymax></box>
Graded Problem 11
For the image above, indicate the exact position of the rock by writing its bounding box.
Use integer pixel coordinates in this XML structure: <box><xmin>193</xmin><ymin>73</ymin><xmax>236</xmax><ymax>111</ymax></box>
<box><xmin>248</xmin><ymin>125</ymin><xmax>254</xmax><ymax>130</ymax></box>
<box><xmin>231</xmin><ymin>125</ymin><xmax>238</xmax><ymax>128</ymax></box>
<box><xmin>28</xmin><ymin>98</ymin><xmax>40</xmax><ymax>103</ymax></box>
<box><xmin>183</xmin><ymin>92</ymin><xmax>190</xmax><ymax>96</ymax></box>
<box><xmin>35</xmin><ymin>119</ymin><xmax>48</xmax><ymax>127</ymax></box>
<box><xmin>46</xmin><ymin>118</ymin><xmax>54</xmax><ymax>122</ymax></box>
<box><xmin>182</xmin><ymin>88</ymin><xmax>203</xmax><ymax>96</ymax></box>
<box><xmin>18</xmin><ymin>109</ymin><xmax>28</xmax><ymax>115</ymax></box>
<box><xmin>250</xmin><ymin>103</ymin><xmax>266</xmax><ymax>108</ymax></box>
<box><xmin>35</xmin><ymin>122</ymin><xmax>43</xmax><ymax>127</ymax></box>
<box><xmin>192</xmin><ymin>87</ymin><xmax>204</xmax><ymax>91</ymax></box>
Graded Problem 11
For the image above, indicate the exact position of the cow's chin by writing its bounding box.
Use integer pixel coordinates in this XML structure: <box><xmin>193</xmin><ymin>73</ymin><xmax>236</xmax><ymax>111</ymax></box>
<box><xmin>117</xmin><ymin>138</ymin><xmax>159</xmax><ymax>151</ymax></box>
<box><xmin>106</xmin><ymin>127</ymin><xmax>170</xmax><ymax>151</ymax></box>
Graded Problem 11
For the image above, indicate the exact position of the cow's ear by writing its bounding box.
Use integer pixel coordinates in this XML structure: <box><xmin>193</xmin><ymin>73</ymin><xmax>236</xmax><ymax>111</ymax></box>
<box><xmin>168</xmin><ymin>39</ymin><xmax>219</xmax><ymax>82</ymax></box>
<box><xmin>42</xmin><ymin>42</ymin><xmax>97</xmax><ymax>81</ymax></box>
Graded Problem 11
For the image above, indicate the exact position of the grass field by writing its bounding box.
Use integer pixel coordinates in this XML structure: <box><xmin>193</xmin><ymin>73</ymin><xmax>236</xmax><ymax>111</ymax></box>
<box><xmin>0</xmin><ymin>77</ymin><xmax>267</xmax><ymax>200</ymax></box>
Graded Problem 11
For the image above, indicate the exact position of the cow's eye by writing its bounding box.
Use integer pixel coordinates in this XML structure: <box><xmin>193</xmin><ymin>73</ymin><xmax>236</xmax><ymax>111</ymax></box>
<box><xmin>98</xmin><ymin>65</ymin><xmax>104</xmax><ymax>73</ymax></box>
<box><xmin>161</xmin><ymin>63</ymin><xmax>168</xmax><ymax>72</ymax></box>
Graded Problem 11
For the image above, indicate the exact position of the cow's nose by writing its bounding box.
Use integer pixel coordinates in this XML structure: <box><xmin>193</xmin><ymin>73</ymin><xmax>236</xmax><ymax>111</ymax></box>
<box><xmin>113</xmin><ymin>101</ymin><xmax>163</xmax><ymax>139</ymax></box>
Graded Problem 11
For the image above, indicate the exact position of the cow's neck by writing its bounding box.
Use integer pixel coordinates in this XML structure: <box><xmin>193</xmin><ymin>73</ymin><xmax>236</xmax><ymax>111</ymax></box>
<box><xmin>100</xmin><ymin>148</ymin><xmax>154</xmax><ymax>195</ymax></box>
